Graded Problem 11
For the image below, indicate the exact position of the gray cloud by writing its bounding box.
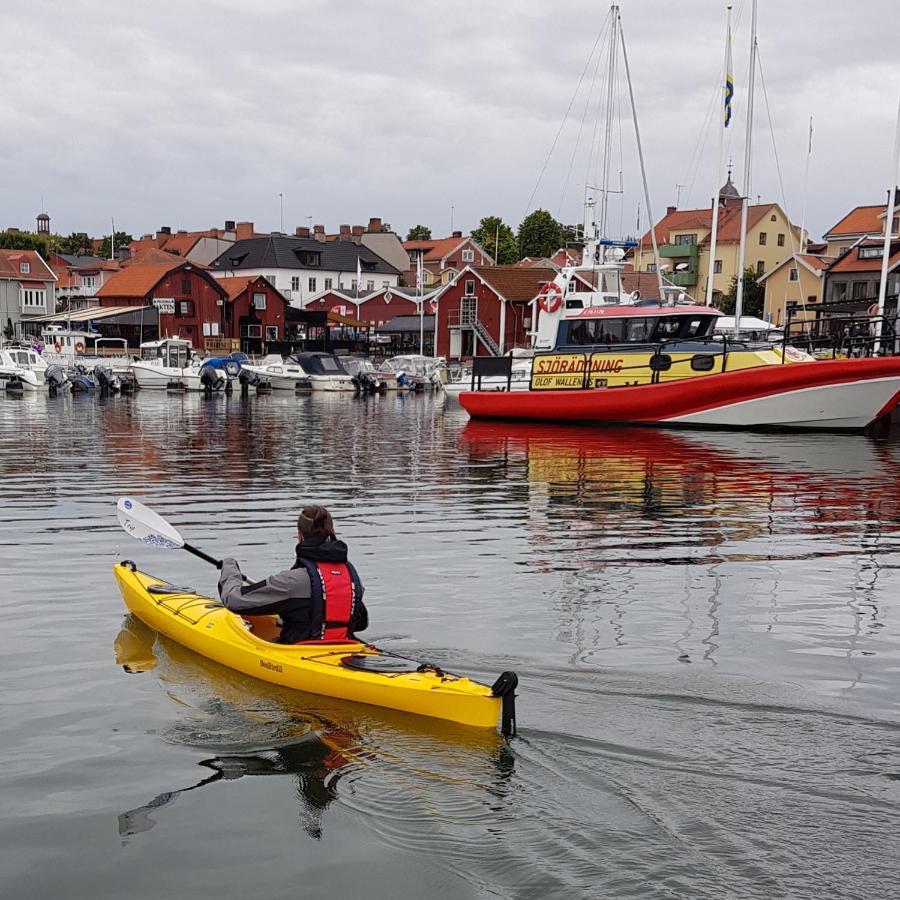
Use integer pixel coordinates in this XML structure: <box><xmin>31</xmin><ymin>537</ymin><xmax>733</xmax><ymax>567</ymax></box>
<box><xmin>1</xmin><ymin>0</ymin><xmax>898</xmax><ymax>242</ymax></box>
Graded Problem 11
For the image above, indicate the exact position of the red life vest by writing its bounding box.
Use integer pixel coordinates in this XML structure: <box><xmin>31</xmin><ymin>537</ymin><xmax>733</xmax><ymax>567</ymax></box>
<box><xmin>314</xmin><ymin>561</ymin><xmax>356</xmax><ymax>640</ymax></box>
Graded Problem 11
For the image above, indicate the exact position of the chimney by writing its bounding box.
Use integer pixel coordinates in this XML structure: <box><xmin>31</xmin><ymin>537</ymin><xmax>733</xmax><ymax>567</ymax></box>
<box><xmin>224</xmin><ymin>219</ymin><xmax>236</xmax><ymax>232</ymax></box>
<box><xmin>313</xmin><ymin>224</ymin><xmax>326</xmax><ymax>243</ymax></box>
<box><xmin>452</xmin><ymin>230</ymin><xmax>462</xmax><ymax>238</ymax></box>
<box><xmin>295</xmin><ymin>226</ymin><xmax>311</xmax><ymax>238</ymax></box>
<box><xmin>159</xmin><ymin>226</ymin><xmax>172</xmax><ymax>235</ymax></box>
<box><xmin>351</xmin><ymin>225</ymin><xmax>364</xmax><ymax>241</ymax></box>
<box><xmin>339</xmin><ymin>224</ymin><xmax>351</xmax><ymax>239</ymax></box>
<box><xmin>367</xmin><ymin>217</ymin><xmax>382</xmax><ymax>232</ymax></box>
<box><xmin>177</xmin><ymin>229</ymin><xmax>187</xmax><ymax>234</ymax></box>
<box><xmin>141</xmin><ymin>233</ymin><xmax>152</xmax><ymax>240</ymax></box>
<box><xmin>666</xmin><ymin>205</ymin><xmax>676</xmax><ymax>216</ymax></box>
<box><xmin>236</xmin><ymin>221</ymin><xmax>254</xmax><ymax>241</ymax></box>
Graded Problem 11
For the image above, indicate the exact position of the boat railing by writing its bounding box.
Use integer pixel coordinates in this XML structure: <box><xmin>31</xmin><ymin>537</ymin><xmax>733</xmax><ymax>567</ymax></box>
<box><xmin>782</xmin><ymin>311</ymin><xmax>900</xmax><ymax>360</ymax></box>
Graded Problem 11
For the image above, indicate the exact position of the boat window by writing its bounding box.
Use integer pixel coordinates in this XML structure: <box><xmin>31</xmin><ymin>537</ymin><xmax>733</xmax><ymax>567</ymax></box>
<box><xmin>625</xmin><ymin>318</ymin><xmax>651</xmax><ymax>342</ymax></box>
<box><xmin>565</xmin><ymin>298</ymin><xmax>583</xmax><ymax>309</ymax></box>
<box><xmin>649</xmin><ymin>353</ymin><xmax>672</xmax><ymax>371</ymax></box>
<box><xmin>652</xmin><ymin>316</ymin><xmax>684</xmax><ymax>340</ymax></box>
<box><xmin>319</xmin><ymin>357</ymin><xmax>340</xmax><ymax>371</ymax></box>
<box><xmin>682</xmin><ymin>318</ymin><xmax>710</xmax><ymax>339</ymax></box>
<box><xmin>691</xmin><ymin>354</ymin><xmax>715</xmax><ymax>371</ymax></box>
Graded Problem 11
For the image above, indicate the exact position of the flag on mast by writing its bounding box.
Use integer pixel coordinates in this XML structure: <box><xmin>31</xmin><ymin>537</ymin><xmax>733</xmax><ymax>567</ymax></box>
<box><xmin>724</xmin><ymin>23</ymin><xmax>734</xmax><ymax>128</ymax></box>
<box><xmin>356</xmin><ymin>256</ymin><xmax>362</xmax><ymax>295</ymax></box>
<box><xmin>415</xmin><ymin>252</ymin><xmax>424</xmax><ymax>290</ymax></box>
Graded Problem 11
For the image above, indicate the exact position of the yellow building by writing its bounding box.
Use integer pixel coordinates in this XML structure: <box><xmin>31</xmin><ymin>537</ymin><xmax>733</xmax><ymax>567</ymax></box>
<box><xmin>760</xmin><ymin>253</ymin><xmax>832</xmax><ymax>326</ymax></box>
<box><xmin>634</xmin><ymin>178</ymin><xmax>802</xmax><ymax>305</ymax></box>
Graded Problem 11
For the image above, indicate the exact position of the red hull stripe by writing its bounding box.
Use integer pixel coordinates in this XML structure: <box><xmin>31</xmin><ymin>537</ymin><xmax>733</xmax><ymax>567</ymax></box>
<box><xmin>459</xmin><ymin>358</ymin><xmax>900</xmax><ymax>425</ymax></box>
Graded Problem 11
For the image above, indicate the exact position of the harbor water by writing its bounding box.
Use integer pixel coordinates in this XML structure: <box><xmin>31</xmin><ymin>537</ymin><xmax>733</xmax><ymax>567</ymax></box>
<box><xmin>2</xmin><ymin>390</ymin><xmax>900</xmax><ymax>898</ymax></box>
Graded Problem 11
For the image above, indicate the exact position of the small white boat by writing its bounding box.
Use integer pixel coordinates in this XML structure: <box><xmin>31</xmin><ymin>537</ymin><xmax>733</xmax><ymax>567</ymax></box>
<box><xmin>294</xmin><ymin>352</ymin><xmax>356</xmax><ymax>392</ymax></box>
<box><xmin>130</xmin><ymin>339</ymin><xmax>227</xmax><ymax>392</ymax></box>
<box><xmin>41</xmin><ymin>327</ymin><xmax>133</xmax><ymax>377</ymax></box>
<box><xmin>240</xmin><ymin>354</ymin><xmax>312</xmax><ymax>391</ymax></box>
<box><xmin>0</xmin><ymin>344</ymin><xmax>50</xmax><ymax>391</ymax></box>
<box><xmin>377</xmin><ymin>354</ymin><xmax>446</xmax><ymax>390</ymax></box>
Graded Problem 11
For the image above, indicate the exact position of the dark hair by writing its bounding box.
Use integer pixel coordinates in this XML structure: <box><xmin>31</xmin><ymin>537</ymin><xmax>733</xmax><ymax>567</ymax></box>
<box><xmin>298</xmin><ymin>505</ymin><xmax>335</xmax><ymax>539</ymax></box>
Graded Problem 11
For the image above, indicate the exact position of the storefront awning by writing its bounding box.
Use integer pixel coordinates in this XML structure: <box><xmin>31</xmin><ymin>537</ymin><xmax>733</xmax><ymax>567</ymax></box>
<box><xmin>26</xmin><ymin>304</ymin><xmax>156</xmax><ymax>325</ymax></box>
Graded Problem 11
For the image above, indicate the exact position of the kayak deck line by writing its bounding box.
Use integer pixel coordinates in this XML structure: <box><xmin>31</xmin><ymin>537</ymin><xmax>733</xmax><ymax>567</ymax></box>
<box><xmin>113</xmin><ymin>561</ymin><xmax>518</xmax><ymax>734</ymax></box>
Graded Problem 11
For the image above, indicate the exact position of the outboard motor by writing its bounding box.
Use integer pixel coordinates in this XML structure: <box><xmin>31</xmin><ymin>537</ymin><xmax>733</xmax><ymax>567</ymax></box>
<box><xmin>45</xmin><ymin>365</ymin><xmax>69</xmax><ymax>396</ymax></box>
<box><xmin>199</xmin><ymin>365</ymin><xmax>226</xmax><ymax>395</ymax></box>
<box><xmin>396</xmin><ymin>370</ymin><xmax>415</xmax><ymax>390</ymax></box>
<box><xmin>238</xmin><ymin>366</ymin><xmax>261</xmax><ymax>396</ymax></box>
<box><xmin>93</xmin><ymin>364</ymin><xmax>121</xmax><ymax>394</ymax></box>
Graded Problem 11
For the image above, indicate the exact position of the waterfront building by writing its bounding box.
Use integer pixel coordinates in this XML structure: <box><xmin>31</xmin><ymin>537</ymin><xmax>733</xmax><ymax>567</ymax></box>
<box><xmin>634</xmin><ymin>177</ymin><xmax>802</xmax><ymax>305</ymax></box>
<box><xmin>0</xmin><ymin>249</ymin><xmax>57</xmax><ymax>339</ymax></box>
<box><xmin>302</xmin><ymin>284</ymin><xmax>440</xmax><ymax>327</ymax></box>
<box><xmin>49</xmin><ymin>253</ymin><xmax>120</xmax><ymax>309</ymax></box>
<box><xmin>760</xmin><ymin>250</ymin><xmax>832</xmax><ymax>326</ymax></box>
<box><xmin>216</xmin><ymin>274</ymin><xmax>289</xmax><ymax>355</ymax></box>
<box><xmin>402</xmin><ymin>233</ymin><xmax>493</xmax><ymax>288</ymax></box>
<box><xmin>822</xmin><ymin>239</ymin><xmax>900</xmax><ymax>314</ymax></box>
<box><xmin>821</xmin><ymin>191</ymin><xmax>900</xmax><ymax>257</ymax></box>
<box><xmin>128</xmin><ymin>222</ymin><xmax>239</xmax><ymax>266</ymax></box>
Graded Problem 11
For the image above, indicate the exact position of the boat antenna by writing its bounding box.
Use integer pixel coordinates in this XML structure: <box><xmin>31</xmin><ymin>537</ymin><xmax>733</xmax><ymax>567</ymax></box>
<box><xmin>617</xmin><ymin>7</ymin><xmax>664</xmax><ymax>300</ymax></box>
<box><xmin>734</xmin><ymin>0</ymin><xmax>758</xmax><ymax>336</ymax></box>
<box><xmin>705</xmin><ymin>4</ymin><xmax>733</xmax><ymax>308</ymax></box>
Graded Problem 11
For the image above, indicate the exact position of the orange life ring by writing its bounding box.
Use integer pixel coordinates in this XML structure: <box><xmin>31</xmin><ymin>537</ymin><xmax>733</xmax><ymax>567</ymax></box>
<box><xmin>54</xmin><ymin>341</ymin><xmax>62</xmax><ymax>353</ymax></box>
<box><xmin>75</xmin><ymin>341</ymin><xmax>85</xmax><ymax>352</ymax></box>
<box><xmin>538</xmin><ymin>282</ymin><xmax>563</xmax><ymax>314</ymax></box>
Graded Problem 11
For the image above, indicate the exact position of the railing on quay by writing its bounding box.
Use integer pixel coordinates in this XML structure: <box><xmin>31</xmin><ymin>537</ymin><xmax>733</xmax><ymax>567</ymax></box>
<box><xmin>782</xmin><ymin>311</ymin><xmax>900</xmax><ymax>360</ymax></box>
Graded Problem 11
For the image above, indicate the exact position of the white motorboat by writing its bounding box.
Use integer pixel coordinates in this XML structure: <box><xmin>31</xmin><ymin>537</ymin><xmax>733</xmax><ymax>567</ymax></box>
<box><xmin>294</xmin><ymin>352</ymin><xmax>356</xmax><ymax>392</ymax></box>
<box><xmin>41</xmin><ymin>327</ymin><xmax>133</xmax><ymax>376</ymax></box>
<box><xmin>240</xmin><ymin>354</ymin><xmax>312</xmax><ymax>391</ymax></box>
<box><xmin>130</xmin><ymin>339</ymin><xmax>227</xmax><ymax>392</ymax></box>
<box><xmin>376</xmin><ymin>354</ymin><xmax>446</xmax><ymax>390</ymax></box>
<box><xmin>0</xmin><ymin>344</ymin><xmax>50</xmax><ymax>391</ymax></box>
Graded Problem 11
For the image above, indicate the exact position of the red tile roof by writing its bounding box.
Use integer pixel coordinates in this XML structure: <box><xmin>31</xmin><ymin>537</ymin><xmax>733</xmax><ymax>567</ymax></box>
<box><xmin>96</xmin><ymin>262</ymin><xmax>187</xmax><ymax>298</ymax></box>
<box><xmin>824</xmin><ymin>205</ymin><xmax>889</xmax><ymax>238</ymax></box>
<box><xmin>827</xmin><ymin>240</ymin><xmax>900</xmax><ymax>274</ymax></box>
<box><xmin>404</xmin><ymin>236</ymin><xmax>470</xmax><ymax>262</ymax></box>
<box><xmin>0</xmin><ymin>249</ymin><xmax>55</xmax><ymax>281</ymax></box>
<box><xmin>217</xmin><ymin>275</ymin><xmax>260</xmax><ymax>301</ymax></box>
<box><xmin>471</xmin><ymin>265</ymin><xmax>556</xmax><ymax>301</ymax></box>
<box><xmin>123</xmin><ymin>247</ymin><xmax>187</xmax><ymax>268</ymax></box>
<box><xmin>641</xmin><ymin>203</ymin><xmax>779</xmax><ymax>247</ymax></box>
<box><xmin>798</xmin><ymin>254</ymin><xmax>831</xmax><ymax>272</ymax></box>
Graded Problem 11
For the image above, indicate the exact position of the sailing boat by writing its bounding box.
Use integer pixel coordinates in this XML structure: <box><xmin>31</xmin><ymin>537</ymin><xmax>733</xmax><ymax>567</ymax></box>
<box><xmin>457</xmin><ymin>1</ymin><xmax>900</xmax><ymax>432</ymax></box>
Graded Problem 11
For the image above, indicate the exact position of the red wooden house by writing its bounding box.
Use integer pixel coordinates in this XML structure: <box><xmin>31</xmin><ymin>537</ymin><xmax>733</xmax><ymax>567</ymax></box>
<box><xmin>434</xmin><ymin>265</ymin><xmax>557</xmax><ymax>359</ymax></box>
<box><xmin>218</xmin><ymin>274</ymin><xmax>288</xmax><ymax>353</ymax></box>
<box><xmin>303</xmin><ymin>285</ymin><xmax>438</xmax><ymax>326</ymax></box>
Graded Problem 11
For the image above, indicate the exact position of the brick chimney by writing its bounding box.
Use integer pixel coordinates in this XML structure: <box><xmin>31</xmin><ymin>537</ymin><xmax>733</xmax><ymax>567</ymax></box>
<box><xmin>367</xmin><ymin>217</ymin><xmax>382</xmax><ymax>232</ymax></box>
<box><xmin>159</xmin><ymin>226</ymin><xmax>172</xmax><ymax>235</ymax></box>
<box><xmin>666</xmin><ymin>206</ymin><xmax>676</xmax><ymax>216</ymax></box>
<box><xmin>295</xmin><ymin>226</ymin><xmax>311</xmax><ymax>238</ymax></box>
<box><xmin>313</xmin><ymin>224</ymin><xmax>326</xmax><ymax>243</ymax></box>
<box><xmin>339</xmin><ymin>224</ymin><xmax>351</xmax><ymax>239</ymax></box>
<box><xmin>236</xmin><ymin>222</ymin><xmax>254</xmax><ymax>241</ymax></box>
<box><xmin>351</xmin><ymin>225</ymin><xmax>364</xmax><ymax>242</ymax></box>
<box><xmin>452</xmin><ymin>230</ymin><xmax>462</xmax><ymax>238</ymax></box>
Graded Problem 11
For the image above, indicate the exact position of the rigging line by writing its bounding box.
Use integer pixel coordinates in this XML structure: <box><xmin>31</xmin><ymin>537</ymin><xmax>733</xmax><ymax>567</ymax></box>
<box><xmin>524</xmin><ymin>13</ymin><xmax>612</xmax><ymax>218</ymax></box>
<box><xmin>617</xmin><ymin>78</ymin><xmax>626</xmax><ymax>238</ymax></box>
<box><xmin>757</xmin><ymin>45</ymin><xmax>800</xmax><ymax>262</ymax></box>
<box><xmin>560</xmin><ymin>21</ymin><xmax>611</xmax><ymax>219</ymax></box>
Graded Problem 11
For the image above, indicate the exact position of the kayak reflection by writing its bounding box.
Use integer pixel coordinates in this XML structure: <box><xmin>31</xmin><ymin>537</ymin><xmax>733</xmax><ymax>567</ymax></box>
<box><xmin>114</xmin><ymin>617</ymin><xmax>513</xmax><ymax>842</ymax></box>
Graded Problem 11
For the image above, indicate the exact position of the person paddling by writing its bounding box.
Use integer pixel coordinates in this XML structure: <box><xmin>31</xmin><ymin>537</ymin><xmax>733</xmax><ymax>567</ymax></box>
<box><xmin>218</xmin><ymin>505</ymin><xmax>368</xmax><ymax>643</ymax></box>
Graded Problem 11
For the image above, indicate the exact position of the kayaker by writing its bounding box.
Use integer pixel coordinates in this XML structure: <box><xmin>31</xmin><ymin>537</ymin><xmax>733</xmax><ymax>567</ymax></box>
<box><xmin>217</xmin><ymin>505</ymin><xmax>368</xmax><ymax>643</ymax></box>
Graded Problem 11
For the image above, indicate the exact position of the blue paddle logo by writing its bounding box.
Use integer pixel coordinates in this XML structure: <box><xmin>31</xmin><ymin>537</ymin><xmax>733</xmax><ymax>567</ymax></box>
<box><xmin>124</xmin><ymin>499</ymin><xmax>133</xmax><ymax>510</ymax></box>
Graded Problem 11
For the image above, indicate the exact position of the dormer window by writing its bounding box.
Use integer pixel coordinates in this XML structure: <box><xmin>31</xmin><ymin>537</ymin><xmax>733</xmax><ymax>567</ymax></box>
<box><xmin>295</xmin><ymin>250</ymin><xmax>321</xmax><ymax>267</ymax></box>
<box><xmin>19</xmin><ymin>262</ymin><xmax>30</xmax><ymax>274</ymax></box>
<box><xmin>859</xmin><ymin>246</ymin><xmax>884</xmax><ymax>259</ymax></box>
<box><xmin>228</xmin><ymin>254</ymin><xmax>248</xmax><ymax>267</ymax></box>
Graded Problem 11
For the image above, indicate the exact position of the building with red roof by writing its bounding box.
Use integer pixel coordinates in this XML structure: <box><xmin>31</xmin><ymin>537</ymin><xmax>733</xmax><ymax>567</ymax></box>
<box><xmin>821</xmin><ymin>239</ymin><xmax>900</xmax><ymax>314</ymax></box>
<box><xmin>403</xmin><ymin>233</ymin><xmax>493</xmax><ymax>289</ymax></box>
<box><xmin>760</xmin><ymin>252</ymin><xmax>834</xmax><ymax>325</ymax></box>
<box><xmin>0</xmin><ymin>249</ymin><xmax>57</xmax><ymax>339</ymax></box>
<box><xmin>822</xmin><ymin>190</ymin><xmax>900</xmax><ymax>257</ymax></box>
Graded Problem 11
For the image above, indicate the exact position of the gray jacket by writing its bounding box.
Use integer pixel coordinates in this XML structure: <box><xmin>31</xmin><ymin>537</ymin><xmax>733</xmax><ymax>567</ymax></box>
<box><xmin>217</xmin><ymin>558</ymin><xmax>312</xmax><ymax>613</ymax></box>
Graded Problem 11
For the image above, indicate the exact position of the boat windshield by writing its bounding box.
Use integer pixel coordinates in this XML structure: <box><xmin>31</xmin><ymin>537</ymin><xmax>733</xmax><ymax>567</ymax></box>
<box><xmin>558</xmin><ymin>314</ymin><xmax>717</xmax><ymax>347</ymax></box>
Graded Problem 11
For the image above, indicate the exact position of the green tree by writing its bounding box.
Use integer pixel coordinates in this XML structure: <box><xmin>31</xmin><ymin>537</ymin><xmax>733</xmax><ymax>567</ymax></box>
<box><xmin>97</xmin><ymin>231</ymin><xmax>133</xmax><ymax>259</ymax></box>
<box><xmin>472</xmin><ymin>215</ymin><xmax>519</xmax><ymax>264</ymax></box>
<box><xmin>0</xmin><ymin>230</ymin><xmax>50</xmax><ymax>254</ymax></box>
<box><xmin>57</xmin><ymin>232</ymin><xmax>94</xmax><ymax>255</ymax></box>
<box><xmin>405</xmin><ymin>224</ymin><xmax>432</xmax><ymax>241</ymax></box>
<box><xmin>718</xmin><ymin>267</ymin><xmax>765</xmax><ymax>318</ymax></box>
<box><xmin>518</xmin><ymin>209</ymin><xmax>564</xmax><ymax>259</ymax></box>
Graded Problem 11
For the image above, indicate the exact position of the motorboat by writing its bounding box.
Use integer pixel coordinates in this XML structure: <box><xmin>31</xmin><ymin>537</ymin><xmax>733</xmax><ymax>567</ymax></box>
<box><xmin>376</xmin><ymin>354</ymin><xmax>446</xmax><ymax>390</ymax></box>
<box><xmin>239</xmin><ymin>354</ymin><xmax>312</xmax><ymax>391</ymax></box>
<box><xmin>341</xmin><ymin>357</ymin><xmax>387</xmax><ymax>393</ymax></box>
<box><xmin>129</xmin><ymin>338</ymin><xmax>227</xmax><ymax>392</ymax></box>
<box><xmin>0</xmin><ymin>343</ymin><xmax>50</xmax><ymax>392</ymax></box>
<box><xmin>293</xmin><ymin>352</ymin><xmax>356</xmax><ymax>392</ymax></box>
<box><xmin>41</xmin><ymin>327</ymin><xmax>133</xmax><ymax>377</ymax></box>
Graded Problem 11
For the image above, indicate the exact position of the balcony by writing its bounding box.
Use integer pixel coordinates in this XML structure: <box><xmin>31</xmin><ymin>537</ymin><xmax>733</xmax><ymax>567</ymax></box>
<box><xmin>670</xmin><ymin>270</ymin><xmax>698</xmax><ymax>287</ymax></box>
<box><xmin>659</xmin><ymin>243</ymin><xmax>699</xmax><ymax>260</ymax></box>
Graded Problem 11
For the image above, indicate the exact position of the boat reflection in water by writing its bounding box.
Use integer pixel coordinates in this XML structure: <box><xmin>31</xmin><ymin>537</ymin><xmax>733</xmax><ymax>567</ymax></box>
<box><xmin>113</xmin><ymin>617</ymin><xmax>513</xmax><ymax>843</ymax></box>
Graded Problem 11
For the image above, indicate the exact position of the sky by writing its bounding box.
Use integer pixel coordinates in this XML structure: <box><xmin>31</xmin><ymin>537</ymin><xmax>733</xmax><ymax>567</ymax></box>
<box><xmin>1</xmin><ymin>0</ymin><xmax>899</xmax><ymax>244</ymax></box>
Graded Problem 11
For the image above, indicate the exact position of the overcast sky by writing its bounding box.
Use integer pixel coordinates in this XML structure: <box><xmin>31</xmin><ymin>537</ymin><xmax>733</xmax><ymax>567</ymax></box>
<box><xmin>2</xmin><ymin>1</ymin><xmax>898</xmax><ymax>244</ymax></box>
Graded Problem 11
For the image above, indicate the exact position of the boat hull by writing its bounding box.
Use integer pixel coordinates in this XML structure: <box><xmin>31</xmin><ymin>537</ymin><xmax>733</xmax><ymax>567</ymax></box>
<box><xmin>0</xmin><ymin>368</ymin><xmax>43</xmax><ymax>391</ymax></box>
<box><xmin>459</xmin><ymin>358</ymin><xmax>900</xmax><ymax>432</ymax></box>
<box><xmin>113</xmin><ymin>564</ymin><xmax>502</xmax><ymax>730</ymax></box>
<box><xmin>130</xmin><ymin>363</ymin><xmax>226</xmax><ymax>391</ymax></box>
<box><xmin>307</xmin><ymin>375</ymin><xmax>356</xmax><ymax>392</ymax></box>
<box><xmin>241</xmin><ymin>363</ymin><xmax>310</xmax><ymax>391</ymax></box>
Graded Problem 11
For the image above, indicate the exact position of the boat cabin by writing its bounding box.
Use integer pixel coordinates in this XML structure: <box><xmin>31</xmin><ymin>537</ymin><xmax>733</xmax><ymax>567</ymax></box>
<box><xmin>140</xmin><ymin>338</ymin><xmax>194</xmax><ymax>368</ymax></box>
<box><xmin>293</xmin><ymin>352</ymin><xmax>351</xmax><ymax>376</ymax></box>
<box><xmin>555</xmin><ymin>305</ymin><xmax>721</xmax><ymax>348</ymax></box>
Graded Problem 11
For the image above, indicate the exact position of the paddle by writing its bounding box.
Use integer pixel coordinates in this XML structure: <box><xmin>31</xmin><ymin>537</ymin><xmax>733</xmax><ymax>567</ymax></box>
<box><xmin>116</xmin><ymin>497</ymin><xmax>251</xmax><ymax>581</ymax></box>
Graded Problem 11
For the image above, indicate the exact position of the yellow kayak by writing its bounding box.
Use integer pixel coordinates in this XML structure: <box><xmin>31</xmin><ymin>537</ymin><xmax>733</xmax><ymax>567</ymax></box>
<box><xmin>113</xmin><ymin>561</ymin><xmax>517</xmax><ymax>732</ymax></box>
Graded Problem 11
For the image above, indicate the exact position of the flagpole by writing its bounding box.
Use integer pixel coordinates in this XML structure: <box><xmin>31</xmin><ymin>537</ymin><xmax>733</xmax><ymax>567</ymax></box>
<box><xmin>417</xmin><ymin>253</ymin><xmax>424</xmax><ymax>355</ymax></box>
<box><xmin>705</xmin><ymin>5</ymin><xmax>732</xmax><ymax>307</ymax></box>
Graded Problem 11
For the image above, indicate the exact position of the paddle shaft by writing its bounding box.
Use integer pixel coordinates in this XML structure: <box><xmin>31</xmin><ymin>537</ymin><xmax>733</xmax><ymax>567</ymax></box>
<box><xmin>183</xmin><ymin>542</ymin><xmax>253</xmax><ymax>585</ymax></box>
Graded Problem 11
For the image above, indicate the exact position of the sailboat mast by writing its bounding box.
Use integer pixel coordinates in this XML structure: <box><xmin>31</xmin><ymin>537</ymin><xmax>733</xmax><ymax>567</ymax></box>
<box><xmin>874</xmin><ymin>93</ymin><xmax>900</xmax><ymax>353</ymax></box>
<box><xmin>733</xmin><ymin>0</ymin><xmax>758</xmax><ymax>334</ymax></box>
<box><xmin>598</xmin><ymin>3</ymin><xmax>619</xmax><ymax>243</ymax></box>
<box><xmin>705</xmin><ymin>5</ymin><xmax>732</xmax><ymax>307</ymax></box>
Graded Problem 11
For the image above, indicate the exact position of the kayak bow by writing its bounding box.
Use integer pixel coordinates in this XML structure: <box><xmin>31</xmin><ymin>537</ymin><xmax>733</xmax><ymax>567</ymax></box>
<box><xmin>113</xmin><ymin>561</ymin><xmax>517</xmax><ymax>733</ymax></box>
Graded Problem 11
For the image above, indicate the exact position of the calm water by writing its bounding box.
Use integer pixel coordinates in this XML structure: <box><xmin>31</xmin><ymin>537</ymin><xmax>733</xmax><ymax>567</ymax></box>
<box><xmin>3</xmin><ymin>390</ymin><xmax>900</xmax><ymax>898</ymax></box>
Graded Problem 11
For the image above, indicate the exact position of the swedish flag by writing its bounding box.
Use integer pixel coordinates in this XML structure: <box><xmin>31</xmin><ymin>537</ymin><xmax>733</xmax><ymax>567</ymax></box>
<box><xmin>724</xmin><ymin>27</ymin><xmax>734</xmax><ymax>128</ymax></box>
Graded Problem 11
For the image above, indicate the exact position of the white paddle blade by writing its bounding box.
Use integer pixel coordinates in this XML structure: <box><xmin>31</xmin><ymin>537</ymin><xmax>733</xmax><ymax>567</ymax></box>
<box><xmin>117</xmin><ymin>497</ymin><xmax>185</xmax><ymax>550</ymax></box>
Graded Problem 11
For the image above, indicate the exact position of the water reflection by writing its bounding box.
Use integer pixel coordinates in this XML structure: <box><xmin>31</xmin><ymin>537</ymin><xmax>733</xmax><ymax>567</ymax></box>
<box><xmin>114</xmin><ymin>617</ymin><xmax>514</xmax><ymax>845</ymax></box>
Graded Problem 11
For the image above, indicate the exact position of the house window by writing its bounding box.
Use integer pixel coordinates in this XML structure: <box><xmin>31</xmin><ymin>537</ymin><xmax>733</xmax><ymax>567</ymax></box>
<box><xmin>308</xmin><ymin>277</ymin><xmax>317</xmax><ymax>293</ymax></box>
<box><xmin>832</xmin><ymin>282</ymin><xmax>848</xmax><ymax>301</ymax></box>
<box><xmin>382</xmin><ymin>280</ymin><xmax>390</xmax><ymax>288</ymax></box>
<box><xmin>770</xmin><ymin>214</ymin><xmax>777</xmax><ymax>221</ymax></box>
<box><xmin>291</xmin><ymin>276</ymin><xmax>300</xmax><ymax>291</ymax></box>
<box><xmin>852</xmin><ymin>282</ymin><xmax>869</xmax><ymax>300</ymax></box>
<box><xmin>777</xmin><ymin>233</ymin><xmax>785</xmax><ymax>247</ymax></box>
<box><xmin>674</xmin><ymin>234</ymin><xmax>697</xmax><ymax>245</ymax></box>
<box><xmin>758</xmin><ymin>232</ymin><xmax>767</xmax><ymax>246</ymax></box>
<box><xmin>177</xmin><ymin>300</ymin><xmax>194</xmax><ymax>316</ymax></box>
<box><xmin>713</xmin><ymin>259</ymin><xmax>722</xmax><ymax>274</ymax></box>
<box><xmin>297</xmin><ymin>251</ymin><xmax>321</xmax><ymax>267</ymax></box>
<box><xmin>265</xmin><ymin>325</ymin><xmax>278</xmax><ymax>341</ymax></box>
<box><xmin>367</xmin><ymin>280</ymin><xmax>374</xmax><ymax>290</ymax></box>
<box><xmin>20</xmin><ymin>262</ymin><xmax>30</xmax><ymax>274</ymax></box>
<box><xmin>252</xmin><ymin>292</ymin><xmax>266</xmax><ymax>310</ymax></box>
<box><xmin>324</xmin><ymin>278</ymin><xmax>333</xmax><ymax>290</ymax></box>
<box><xmin>646</xmin><ymin>263</ymin><xmax>657</xmax><ymax>273</ymax></box>
<box><xmin>756</xmin><ymin>260</ymin><xmax>765</xmax><ymax>276</ymax></box>
<box><xmin>859</xmin><ymin>246</ymin><xmax>883</xmax><ymax>259</ymax></box>
<box><xmin>408</xmin><ymin>252</ymin><xmax>418</xmax><ymax>265</ymax></box>
<box><xmin>21</xmin><ymin>288</ymin><xmax>46</xmax><ymax>309</ymax></box>
<box><xmin>351</xmin><ymin>279</ymin><xmax>357</xmax><ymax>291</ymax></box>
<box><xmin>461</xmin><ymin>249</ymin><xmax>474</xmax><ymax>262</ymax></box>
<box><xmin>788</xmin><ymin>267</ymin><xmax>799</xmax><ymax>282</ymax></box>
<box><xmin>181</xmin><ymin>277</ymin><xmax>191</xmax><ymax>293</ymax></box>
<box><xmin>464</xmin><ymin>279</ymin><xmax>475</xmax><ymax>296</ymax></box>
<box><xmin>267</xmin><ymin>275</ymin><xmax>277</xmax><ymax>287</ymax></box>
<box><xmin>82</xmin><ymin>275</ymin><xmax>96</xmax><ymax>288</ymax></box>
<box><xmin>240</xmin><ymin>324</ymin><xmax>262</xmax><ymax>338</ymax></box>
